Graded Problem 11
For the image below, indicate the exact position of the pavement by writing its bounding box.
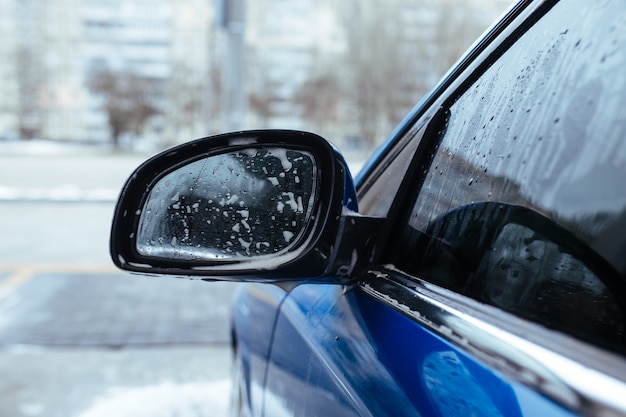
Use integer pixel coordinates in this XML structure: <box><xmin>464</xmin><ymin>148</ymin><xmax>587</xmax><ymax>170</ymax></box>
<box><xmin>0</xmin><ymin>266</ymin><xmax>241</xmax><ymax>417</ymax></box>
<box><xmin>0</xmin><ymin>140</ymin><xmax>241</xmax><ymax>417</ymax></box>
<box><xmin>0</xmin><ymin>270</ymin><xmax>238</xmax><ymax>347</ymax></box>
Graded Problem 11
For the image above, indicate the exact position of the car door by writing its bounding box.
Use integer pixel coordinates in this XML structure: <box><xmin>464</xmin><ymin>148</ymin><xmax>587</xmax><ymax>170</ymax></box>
<box><xmin>264</xmin><ymin>0</ymin><xmax>626</xmax><ymax>416</ymax></box>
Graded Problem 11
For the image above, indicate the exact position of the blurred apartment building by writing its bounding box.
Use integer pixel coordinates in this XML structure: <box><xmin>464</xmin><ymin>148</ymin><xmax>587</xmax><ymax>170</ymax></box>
<box><xmin>0</xmin><ymin>0</ymin><xmax>508</xmax><ymax>148</ymax></box>
<box><xmin>0</xmin><ymin>0</ymin><xmax>215</xmax><ymax>146</ymax></box>
<box><xmin>82</xmin><ymin>0</ymin><xmax>172</xmax><ymax>143</ymax></box>
<box><xmin>0</xmin><ymin>0</ymin><xmax>18</xmax><ymax>141</ymax></box>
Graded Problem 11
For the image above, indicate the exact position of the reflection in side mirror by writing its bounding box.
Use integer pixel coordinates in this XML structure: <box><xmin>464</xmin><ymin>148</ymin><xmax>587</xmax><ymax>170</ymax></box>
<box><xmin>136</xmin><ymin>147</ymin><xmax>317</xmax><ymax>261</ymax></box>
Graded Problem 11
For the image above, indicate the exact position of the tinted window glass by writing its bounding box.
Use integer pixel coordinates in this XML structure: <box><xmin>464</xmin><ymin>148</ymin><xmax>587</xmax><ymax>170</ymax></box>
<box><xmin>479</xmin><ymin>222</ymin><xmax>620</xmax><ymax>342</ymax></box>
<box><xmin>397</xmin><ymin>0</ymin><xmax>626</xmax><ymax>353</ymax></box>
<box><xmin>358</xmin><ymin>121</ymin><xmax>426</xmax><ymax>217</ymax></box>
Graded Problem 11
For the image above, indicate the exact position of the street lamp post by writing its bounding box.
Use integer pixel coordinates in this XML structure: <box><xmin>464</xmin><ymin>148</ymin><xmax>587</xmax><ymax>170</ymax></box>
<box><xmin>216</xmin><ymin>0</ymin><xmax>246</xmax><ymax>132</ymax></box>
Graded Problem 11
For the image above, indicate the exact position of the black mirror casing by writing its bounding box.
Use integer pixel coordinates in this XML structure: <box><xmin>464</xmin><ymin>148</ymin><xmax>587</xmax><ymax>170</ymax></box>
<box><xmin>110</xmin><ymin>130</ymin><xmax>354</xmax><ymax>282</ymax></box>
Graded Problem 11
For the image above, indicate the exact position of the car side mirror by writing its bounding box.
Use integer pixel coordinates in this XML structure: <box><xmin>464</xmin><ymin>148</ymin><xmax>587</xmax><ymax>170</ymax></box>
<box><xmin>110</xmin><ymin>130</ymin><xmax>378</xmax><ymax>282</ymax></box>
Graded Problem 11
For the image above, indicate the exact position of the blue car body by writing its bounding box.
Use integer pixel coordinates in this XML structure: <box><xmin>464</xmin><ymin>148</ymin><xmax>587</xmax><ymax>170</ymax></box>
<box><xmin>233</xmin><ymin>282</ymin><xmax>577</xmax><ymax>416</ymax></box>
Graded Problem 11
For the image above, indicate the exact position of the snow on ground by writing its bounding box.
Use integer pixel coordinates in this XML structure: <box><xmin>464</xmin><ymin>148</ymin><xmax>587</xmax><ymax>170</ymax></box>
<box><xmin>77</xmin><ymin>380</ymin><xmax>231</xmax><ymax>417</ymax></box>
<box><xmin>0</xmin><ymin>139</ymin><xmax>112</xmax><ymax>156</ymax></box>
<box><xmin>0</xmin><ymin>185</ymin><xmax>119</xmax><ymax>202</ymax></box>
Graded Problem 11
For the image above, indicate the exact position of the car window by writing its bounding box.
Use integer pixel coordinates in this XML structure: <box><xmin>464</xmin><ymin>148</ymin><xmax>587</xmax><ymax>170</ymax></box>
<box><xmin>357</xmin><ymin>120</ymin><xmax>427</xmax><ymax>217</ymax></box>
<box><xmin>394</xmin><ymin>0</ymin><xmax>626</xmax><ymax>354</ymax></box>
<box><xmin>358</xmin><ymin>107</ymin><xmax>450</xmax><ymax>218</ymax></box>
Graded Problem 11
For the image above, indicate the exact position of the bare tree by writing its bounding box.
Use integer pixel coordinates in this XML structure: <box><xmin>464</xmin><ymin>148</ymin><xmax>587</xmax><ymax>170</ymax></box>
<box><xmin>16</xmin><ymin>46</ymin><xmax>42</xmax><ymax>140</ymax></box>
<box><xmin>248</xmin><ymin>66</ymin><xmax>280</xmax><ymax>128</ymax></box>
<box><xmin>433</xmin><ymin>0</ymin><xmax>489</xmax><ymax>76</ymax></box>
<box><xmin>294</xmin><ymin>68</ymin><xmax>341</xmax><ymax>135</ymax></box>
<box><xmin>334</xmin><ymin>0</ymin><xmax>493</xmax><ymax>149</ymax></box>
<box><xmin>337</xmin><ymin>0</ymin><xmax>425</xmax><ymax>149</ymax></box>
<box><xmin>165</xmin><ymin>63</ymin><xmax>213</xmax><ymax>146</ymax></box>
<box><xmin>208</xmin><ymin>56</ymin><xmax>223</xmax><ymax>133</ymax></box>
<box><xmin>89</xmin><ymin>69</ymin><xmax>160</xmax><ymax>148</ymax></box>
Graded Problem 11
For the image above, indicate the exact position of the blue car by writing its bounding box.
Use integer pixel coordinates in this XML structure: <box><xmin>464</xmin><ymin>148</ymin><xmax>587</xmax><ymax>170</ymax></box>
<box><xmin>110</xmin><ymin>0</ymin><xmax>626</xmax><ymax>415</ymax></box>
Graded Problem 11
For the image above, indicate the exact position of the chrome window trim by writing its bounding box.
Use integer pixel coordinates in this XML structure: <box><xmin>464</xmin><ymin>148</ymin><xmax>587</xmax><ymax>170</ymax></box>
<box><xmin>359</xmin><ymin>268</ymin><xmax>626</xmax><ymax>417</ymax></box>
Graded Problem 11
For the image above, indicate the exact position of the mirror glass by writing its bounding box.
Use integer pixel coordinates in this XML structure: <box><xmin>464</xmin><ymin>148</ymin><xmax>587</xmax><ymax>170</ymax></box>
<box><xmin>135</xmin><ymin>147</ymin><xmax>317</xmax><ymax>261</ymax></box>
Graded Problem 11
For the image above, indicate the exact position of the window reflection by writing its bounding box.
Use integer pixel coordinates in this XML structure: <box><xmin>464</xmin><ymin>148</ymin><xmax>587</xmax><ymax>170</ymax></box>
<box><xmin>477</xmin><ymin>223</ymin><xmax>623</xmax><ymax>349</ymax></box>
<box><xmin>402</xmin><ymin>203</ymin><xmax>625</xmax><ymax>354</ymax></box>
<box><xmin>423</xmin><ymin>351</ymin><xmax>509</xmax><ymax>417</ymax></box>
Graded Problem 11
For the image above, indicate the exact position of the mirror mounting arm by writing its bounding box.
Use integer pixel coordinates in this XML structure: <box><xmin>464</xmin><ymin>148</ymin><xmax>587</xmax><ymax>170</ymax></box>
<box><xmin>324</xmin><ymin>214</ymin><xmax>389</xmax><ymax>281</ymax></box>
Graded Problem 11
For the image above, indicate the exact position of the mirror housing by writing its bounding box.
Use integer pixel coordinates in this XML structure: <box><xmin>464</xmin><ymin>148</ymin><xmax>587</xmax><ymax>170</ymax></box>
<box><xmin>110</xmin><ymin>130</ymin><xmax>370</xmax><ymax>282</ymax></box>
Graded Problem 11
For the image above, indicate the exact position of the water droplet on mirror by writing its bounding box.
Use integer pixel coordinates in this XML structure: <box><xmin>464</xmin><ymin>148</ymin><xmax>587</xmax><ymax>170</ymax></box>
<box><xmin>283</xmin><ymin>231</ymin><xmax>294</xmax><ymax>243</ymax></box>
<box><xmin>238</xmin><ymin>238</ymin><xmax>251</xmax><ymax>250</ymax></box>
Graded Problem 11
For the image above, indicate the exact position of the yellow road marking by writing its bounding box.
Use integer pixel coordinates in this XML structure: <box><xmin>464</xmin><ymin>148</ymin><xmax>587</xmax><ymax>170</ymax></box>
<box><xmin>0</xmin><ymin>263</ymin><xmax>122</xmax><ymax>299</ymax></box>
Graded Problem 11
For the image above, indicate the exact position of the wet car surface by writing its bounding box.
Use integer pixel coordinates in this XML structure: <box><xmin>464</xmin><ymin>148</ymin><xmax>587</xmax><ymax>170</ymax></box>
<box><xmin>110</xmin><ymin>0</ymin><xmax>626</xmax><ymax>415</ymax></box>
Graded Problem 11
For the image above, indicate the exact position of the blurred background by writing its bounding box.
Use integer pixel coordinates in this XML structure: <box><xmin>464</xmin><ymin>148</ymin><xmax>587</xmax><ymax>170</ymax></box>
<box><xmin>0</xmin><ymin>0</ymin><xmax>510</xmax><ymax>416</ymax></box>
<box><xmin>0</xmin><ymin>0</ymin><xmax>509</xmax><ymax>152</ymax></box>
